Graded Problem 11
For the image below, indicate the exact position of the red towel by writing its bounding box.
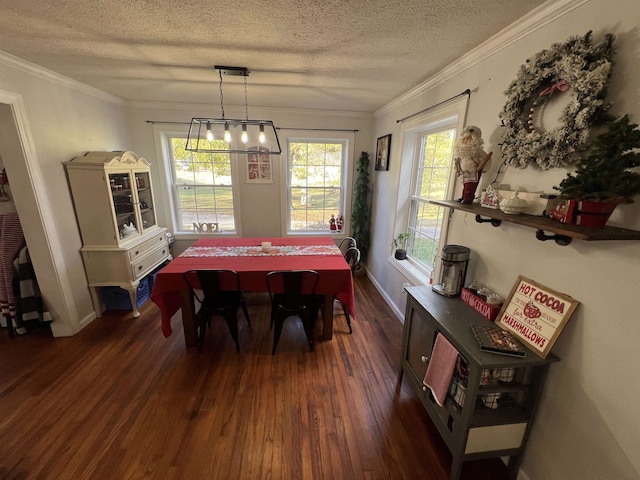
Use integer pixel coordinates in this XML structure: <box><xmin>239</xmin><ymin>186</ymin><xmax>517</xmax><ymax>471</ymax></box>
<box><xmin>423</xmin><ymin>333</ymin><xmax>458</xmax><ymax>406</ymax></box>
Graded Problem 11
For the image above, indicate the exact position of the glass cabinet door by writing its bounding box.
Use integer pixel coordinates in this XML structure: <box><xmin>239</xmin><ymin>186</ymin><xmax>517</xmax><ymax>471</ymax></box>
<box><xmin>109</xmin><ymin>172</ymin><xmax>138</xmax><ymax>239</ymax></box>
<box><xmin>134</xmin><ymin>172</ymin><xmax>157</xmax><ymax>233</ymax></box>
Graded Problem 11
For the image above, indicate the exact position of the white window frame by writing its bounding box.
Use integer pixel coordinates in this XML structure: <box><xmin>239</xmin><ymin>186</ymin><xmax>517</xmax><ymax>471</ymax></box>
<box><xmin>393</xmin><ymin>99</ymin><xmax>467</xmax><ymax>281</ymax></box>
<box><xmin>280</xmin><ymin>130</ymin><xmax>355</xmax><ymax>236</ymax></box>
<box><xmin>153</xmin><ymin>124</ymin><xmax>243</xmax><ymax>238</ymax></box>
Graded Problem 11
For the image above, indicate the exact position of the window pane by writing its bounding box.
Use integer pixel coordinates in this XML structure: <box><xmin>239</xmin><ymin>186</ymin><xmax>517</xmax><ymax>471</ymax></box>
<box><xmin>287</xmin><ymin>141</ymin><xmax>345</xmax><ymax>232</ymax></box>
<box><xmin>407</xmin><ymin>128</ymin><xmax>456</xmax><ymax>270</ymax></box>
<box><xmin>169</xmin><ymin>138</ymin><xmax>236</xmax><ymax>233</ymax></box>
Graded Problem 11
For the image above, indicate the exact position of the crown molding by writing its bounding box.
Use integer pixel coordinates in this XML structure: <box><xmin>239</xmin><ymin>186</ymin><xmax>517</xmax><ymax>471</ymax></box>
<box><xmin>0</xmin><ymin>50</ymin><xmax>126</xmax><ymax>105</ymax></box>
<box><xmin>375</xmin><ymin>0</ymin><xmax>589</xmax><ymax>118</ymax></box>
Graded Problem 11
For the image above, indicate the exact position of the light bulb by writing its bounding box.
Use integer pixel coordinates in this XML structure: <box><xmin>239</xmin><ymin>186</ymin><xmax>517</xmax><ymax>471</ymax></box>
<box><xmin>206</xmin><ymin>122</ymin><xmax>213</xmax><ymax>142</ymax></box>
<box><xmin>259</xmin><ymin>124</ymin><xmax>266</xmax><ymax>143</ymax></box>
<box><xmin>241</xmin><ymin>124</ymin><xmax>248</xmax><ymax>144</ymax></box>
<box><xmin>224</xmin><ymin>123</ymin><xmax>231</xmax><ymax>143</ymax></box>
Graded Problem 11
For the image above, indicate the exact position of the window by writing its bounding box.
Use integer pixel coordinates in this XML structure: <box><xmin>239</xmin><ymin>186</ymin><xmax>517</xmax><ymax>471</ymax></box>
<box><xmin>284</xmin><ymin>135</ymin><xmax>351</xmax><ymax>233</ymax></box>
<box><xmin>166</xmin><ymin>136</ymin><xmax>236</xmax><ymax>233</ymax></box>
<box><xmin>407</xmin><ymin>128</ymin><xmax>456</xmax><ymax>270</ymax></box>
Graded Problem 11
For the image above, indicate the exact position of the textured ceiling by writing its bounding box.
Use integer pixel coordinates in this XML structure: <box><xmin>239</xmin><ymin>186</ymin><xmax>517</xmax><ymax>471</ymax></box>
<box><xmin>0</xmin><ymin>0</ymin><xmax>547</xmax><ymax>112</ymax></box>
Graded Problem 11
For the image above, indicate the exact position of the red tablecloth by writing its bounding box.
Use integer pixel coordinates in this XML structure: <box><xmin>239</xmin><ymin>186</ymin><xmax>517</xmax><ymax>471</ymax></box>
<box><xmin>151</xmin><ymin>236</ymin><xmax>356</xmax><ymax>338</ymax></box>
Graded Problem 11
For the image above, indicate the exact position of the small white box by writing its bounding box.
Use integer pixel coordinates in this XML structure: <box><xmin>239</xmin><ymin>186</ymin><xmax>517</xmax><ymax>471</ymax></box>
<box><xmin>480</xmin><ymin>184</ymin><xmax>510</xmax><ymax>209</ymax></box>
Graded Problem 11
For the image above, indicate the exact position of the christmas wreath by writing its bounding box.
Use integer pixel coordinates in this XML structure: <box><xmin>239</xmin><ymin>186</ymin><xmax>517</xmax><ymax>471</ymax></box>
<box><xmin>499</xmin><ymin>31</ymin><xmax>615</xmax><ymax>170</ymax></box>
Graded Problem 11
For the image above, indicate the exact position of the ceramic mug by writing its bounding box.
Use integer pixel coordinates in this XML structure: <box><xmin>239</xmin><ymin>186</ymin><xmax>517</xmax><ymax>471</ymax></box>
<box><xmin>493</xmin><ymin>367</ymin><xmax>515</xmax><ymax>383</ymax></box>
<box><xmin>481</xmin><ymin>393</ymin><xmax>501</xmax><ymax>409</ymax></box>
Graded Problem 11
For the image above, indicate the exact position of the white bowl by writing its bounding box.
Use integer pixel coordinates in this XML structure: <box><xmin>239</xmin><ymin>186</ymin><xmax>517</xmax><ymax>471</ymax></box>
<box><xmin>500</xmin><ymin>191</ymin><xmax>528</xmax><ymax>215</ymax></box>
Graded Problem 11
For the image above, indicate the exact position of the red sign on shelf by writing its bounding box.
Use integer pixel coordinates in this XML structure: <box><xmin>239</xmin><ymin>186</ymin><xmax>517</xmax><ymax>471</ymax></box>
<box><xmin>460</xmin><ymin>288</ymin><xmax>501</xmax><ymax>321</ymax></box>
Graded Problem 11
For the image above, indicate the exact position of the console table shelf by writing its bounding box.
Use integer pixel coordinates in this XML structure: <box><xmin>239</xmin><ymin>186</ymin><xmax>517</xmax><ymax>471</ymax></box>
<box><xmin>430</xmin><ymin>200</ymin><xmax>640</xmax><ymax>245</ymax></box>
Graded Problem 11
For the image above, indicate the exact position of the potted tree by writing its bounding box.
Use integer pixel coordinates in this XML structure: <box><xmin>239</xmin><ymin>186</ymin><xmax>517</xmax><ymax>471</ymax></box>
<box><xmin>392</xmin><ymin>233</ymin><xmax>411</xmax><ymax>260</ymax></box>
<box><xmin>553</xmin><ymin>115</ymin><xmax>640</xmax><ymax>227</ymax></box>
<box><xmin>350</xmin><ymin>151</ymin><xmax>371</xmax><ymax>267</ymax></box>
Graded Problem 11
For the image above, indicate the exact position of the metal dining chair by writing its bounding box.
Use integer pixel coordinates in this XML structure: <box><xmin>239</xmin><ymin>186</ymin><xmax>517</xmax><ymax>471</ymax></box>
<box><xmin>338</xmin><ymin>236</ymin><xmax>357</xmax><ymax>257</ymax></box>
<box><xmin>266</xmin><ymin>270</ymin><xmax>320</xmax><ymax>354</ymax></box>
<box><xmin>183</xmin><ymin>269</ymin><xmax>251</xmax><ymax>352</ymax></box>
<box><xmin>340</xmin><ymin>246</ymin><xmax>360</xmax><ymax>333</ymax></box>
<box><xmin>317</xmin><ymin>245</ymin><xmax>359</xmax><ymax>335</ymax></box>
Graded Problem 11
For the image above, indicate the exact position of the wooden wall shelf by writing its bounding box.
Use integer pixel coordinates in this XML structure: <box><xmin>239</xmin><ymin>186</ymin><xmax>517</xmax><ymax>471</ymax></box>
<box><xmin>430</xmin><ymin>200</ymin><xmax>640</xmax><ymax>245</ymax></box>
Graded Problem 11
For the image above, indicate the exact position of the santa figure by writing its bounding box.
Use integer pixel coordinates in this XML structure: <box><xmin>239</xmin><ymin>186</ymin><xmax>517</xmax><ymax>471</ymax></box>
<box><xmin>453</xmin><ymin>126</ymin><xmax>493</xmax><ymax>204</ymax></box>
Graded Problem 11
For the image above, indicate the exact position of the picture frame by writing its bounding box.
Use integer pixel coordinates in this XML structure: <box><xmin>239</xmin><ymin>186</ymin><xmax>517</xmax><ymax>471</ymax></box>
<box><xmin>375</xmin><ymin>134</ymin><xmax>391</xmax><ymax>171</ymax></box>
<box><xmin>246</xmin><ymin>145</ymin><xmax>273</xmax><ymax>183</ymax></box>
<box><xmin>495</xmin><ymin>276</ymin><xmax>579</xmax><ymax>358</ymax></box>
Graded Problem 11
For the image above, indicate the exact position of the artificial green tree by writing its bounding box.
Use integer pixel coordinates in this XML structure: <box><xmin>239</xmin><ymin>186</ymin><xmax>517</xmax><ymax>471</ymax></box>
<box><xmin>554</xmin><ymin>115</ymin><xmax>640</xmax><ymax>202</ymax></box>
<box><xmin>351</xmin><ymin>151</ymin><xmax>371</xmax><ymax>262</ymax></box>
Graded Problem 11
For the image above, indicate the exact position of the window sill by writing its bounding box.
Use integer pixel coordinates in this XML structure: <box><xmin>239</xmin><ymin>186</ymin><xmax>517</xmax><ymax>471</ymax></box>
<box><xmin>387</xmin><ymin>256</ymin><xmax>430</xmax><ymax>286</ymax></box>
<box><xmin>173</xmin><ymin>232</ymin><xmax>238</xmax><ymax>241</ymax></box>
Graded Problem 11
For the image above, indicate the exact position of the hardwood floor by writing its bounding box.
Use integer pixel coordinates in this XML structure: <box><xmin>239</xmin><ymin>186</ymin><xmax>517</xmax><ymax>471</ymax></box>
<box><xmin>0</xmin><ymin>275</ymin><xmax>509</xmax><ymax>480</ymax></box>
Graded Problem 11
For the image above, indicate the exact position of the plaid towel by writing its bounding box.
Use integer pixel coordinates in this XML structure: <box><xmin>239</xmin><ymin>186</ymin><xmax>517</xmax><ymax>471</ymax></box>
<box><xmin>0</xmin><ymin>212</ymin><xmax>25</xmax><ymax>327</ymax></box>
<box><xmin>14</xmin><ymin>246</ymin><xmax>52</xmax><ymax>327</ymax></box>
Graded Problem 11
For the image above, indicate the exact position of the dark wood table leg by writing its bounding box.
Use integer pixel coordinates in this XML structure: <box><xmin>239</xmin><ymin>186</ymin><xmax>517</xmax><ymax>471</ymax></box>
<box><xmin>180</xmin><ymin>288</ymin><xmax>198</xmax><ymax>348</ymax></box>
<box><xmin>322</xmin><ymin>295</ymin><xmax>333</xmax><ymax>340</ymax></box>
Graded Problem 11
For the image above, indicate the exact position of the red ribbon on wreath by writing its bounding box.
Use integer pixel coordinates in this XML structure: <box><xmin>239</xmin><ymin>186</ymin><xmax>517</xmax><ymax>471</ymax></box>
<box><xmin>539</xmin><ymin>79</ymin><xmax>569</xmax><ymax>97</ymax></box>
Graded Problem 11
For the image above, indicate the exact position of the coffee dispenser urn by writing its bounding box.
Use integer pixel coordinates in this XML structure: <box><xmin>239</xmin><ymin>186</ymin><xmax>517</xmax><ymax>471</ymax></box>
<box><xmin>432</xmin><ymin>245</ymin><xmax>470</xmax><ymax>297</ymax></box>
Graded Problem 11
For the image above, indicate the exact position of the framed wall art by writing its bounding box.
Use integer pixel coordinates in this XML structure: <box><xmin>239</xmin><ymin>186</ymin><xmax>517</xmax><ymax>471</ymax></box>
<box><xmin>375</xmin><ymin>134</ymin><xmax>391</xmax><ymax>171</ymax></box>
<box><xmin>495</xmin><ymin>276</ymin><xmax>579</xmax><ymax>358</ymax></box>
<box><xmin>246</xmin><ymin>145</ymin><xmax>273</xmax><ymax>183</ymax></box>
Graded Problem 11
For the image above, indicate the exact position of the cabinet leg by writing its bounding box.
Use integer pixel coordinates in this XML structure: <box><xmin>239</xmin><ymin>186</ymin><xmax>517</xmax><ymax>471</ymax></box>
<box><xmin>89</xmin><ymin>286</ymin><xmax>103</xmax><ymax>317</ymax></box>
<box><xmin>449</xmin><ymin>458</ymin><xmax>463</xmax><ymax>480</ymax></box>
<box><xmin>125</xmin><ymin>283</ymin><xmax>141</xmax><ymax>318</ymax></box>
<box><xmin>507</xmin><ymin>455</ymin><xmax>521</xmax><ymax>479</ymax></box>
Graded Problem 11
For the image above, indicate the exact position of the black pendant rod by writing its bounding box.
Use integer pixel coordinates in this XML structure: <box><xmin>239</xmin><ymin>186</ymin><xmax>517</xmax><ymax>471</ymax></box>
<box><xmin>396</xmin><ymin>89</ymin><xmax>471</xmax><ymax>123</ymax></box>
<box><xmin>277</xmin><ymin>127</ymin><xmax>359</xmax><ymax>132</ymax></box>
<box><xmin>145</xmin><ymin>121</ymin><xmax>359</xmax><ymax>133</ymax></box>
<box><xmin>146</xmin><ymin>120</ymin><xmax>190</xmax><ymax>125</ymax></box>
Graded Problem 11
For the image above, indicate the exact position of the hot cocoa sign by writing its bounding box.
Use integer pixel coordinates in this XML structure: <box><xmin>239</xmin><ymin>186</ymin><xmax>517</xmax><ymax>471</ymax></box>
<box><xmin>496</xmin><ymin>276</ymin><xmax>579</xmax><ymax>358</ymax></box>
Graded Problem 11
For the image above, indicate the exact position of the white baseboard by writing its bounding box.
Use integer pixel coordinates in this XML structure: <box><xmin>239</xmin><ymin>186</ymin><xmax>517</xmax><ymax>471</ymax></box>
<box><xmin>365</xmin><ymin>270</ymin><xmax>405</xmax><ymax>322</ymax></box>
<box><xmin>518</xmin><ymin>469</ymin><xmax>530</xmax><ymax>480</ymax></box>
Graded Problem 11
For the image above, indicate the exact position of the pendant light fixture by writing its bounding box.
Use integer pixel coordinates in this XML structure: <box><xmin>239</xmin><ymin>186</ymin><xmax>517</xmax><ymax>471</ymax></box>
<box><xmin>185</xmin><ymin>66</ymin><xmax>282</xmax><ymax>155</ymax></box>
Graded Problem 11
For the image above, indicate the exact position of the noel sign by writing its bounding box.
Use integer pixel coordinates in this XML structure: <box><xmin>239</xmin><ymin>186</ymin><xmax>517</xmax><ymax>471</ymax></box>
<box><xmin>496</xmin><ymin>276</ymin><xmax>579</xmax><ymax>358</ymax></box>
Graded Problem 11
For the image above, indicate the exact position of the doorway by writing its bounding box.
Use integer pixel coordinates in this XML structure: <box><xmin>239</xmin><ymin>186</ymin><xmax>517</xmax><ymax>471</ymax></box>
<box><xmin>0</xmin><ymin>92</ymin><xmax>80</xmax><ymax>337</ymax></box>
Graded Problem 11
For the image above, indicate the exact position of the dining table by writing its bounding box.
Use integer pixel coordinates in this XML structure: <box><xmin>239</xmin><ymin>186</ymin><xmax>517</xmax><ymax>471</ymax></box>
<box><xmin>150</xmin><ymin>236</ymin><xmax>356</xmax><ymax>347</ymax></box>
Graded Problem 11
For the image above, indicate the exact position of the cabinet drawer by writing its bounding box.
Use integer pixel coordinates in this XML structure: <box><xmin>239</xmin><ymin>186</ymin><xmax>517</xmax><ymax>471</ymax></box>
<box><xmin>131</xmin><ymin>244</ymin><xmax>170</xmax><ymax>279</ymax></box>
<box><xmin>128</xmin><ymin>233</ymin><xmax>167</xmax><ymax>261</ymax></box>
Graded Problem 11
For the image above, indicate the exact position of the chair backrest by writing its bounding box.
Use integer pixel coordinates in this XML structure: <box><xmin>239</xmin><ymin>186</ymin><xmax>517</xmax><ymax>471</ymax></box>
<box><xmin>183</xmin><ymin>269</ymin><xmax>241</xmax><ymax>304</ymax></box>
<box><xmin>344</xmin><ymin>246</ymin><xmax>360</xmax><ymax>272</ymax></box>
<box><xmin>338</xmin><ymin>237</ymin><xmax>357</xmax><ymax>257</ymax></box>
<box><xmin>266</xmin><ymin>270</ymin><xmax>319</xmax><ymax>298</ymax></box>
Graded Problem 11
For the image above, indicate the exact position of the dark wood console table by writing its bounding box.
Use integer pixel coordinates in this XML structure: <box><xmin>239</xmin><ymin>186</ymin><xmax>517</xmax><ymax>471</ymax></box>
<box><xmin>398</xmin><ymin>286</ymin><xmax>559</xmax><ymax>479</ymax></box>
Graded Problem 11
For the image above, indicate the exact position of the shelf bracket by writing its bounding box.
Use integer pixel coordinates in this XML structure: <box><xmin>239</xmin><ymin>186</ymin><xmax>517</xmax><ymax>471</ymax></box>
<box><xmin>535</xmin><ymin>229</ymin><xmax>572</xmax><ymax>246</ymax></box>
<box><xmin>475</xmin><ymin>214</ymin><xmax>502</xmax><ymax>227</ymax></box>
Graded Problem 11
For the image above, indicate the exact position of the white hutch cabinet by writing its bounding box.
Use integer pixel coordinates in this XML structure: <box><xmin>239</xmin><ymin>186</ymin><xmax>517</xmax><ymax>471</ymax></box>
<box><xmin>64</xmin><ymin>151</ymin><xmax>171</xmax><ymax>317</ymax></box>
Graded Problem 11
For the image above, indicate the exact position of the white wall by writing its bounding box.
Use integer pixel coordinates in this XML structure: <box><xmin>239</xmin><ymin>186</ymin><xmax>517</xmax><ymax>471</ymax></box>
<box><xmin>369</xmin><ymin>0</ymin><xmax>640</xmax><ymax>478</ymax></box>
<box><xmin>0</xmin><ymin>53</ymin><xmax>133</xmax><ymax>335</ymax></box>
